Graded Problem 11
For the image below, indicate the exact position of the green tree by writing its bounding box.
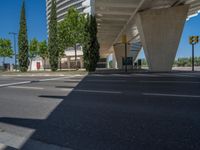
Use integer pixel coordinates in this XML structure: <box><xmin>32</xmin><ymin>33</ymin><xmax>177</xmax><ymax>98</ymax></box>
<box><xmin>48</xmin><ymin>0</ymin><xmax>58</xmax><ymax>71</ymax></box>
<box><xmin>0</xmin><ymin>38</ymin><xmax>13</xmax><ymax>66</ymax></box>
<box><xmin>57</xmin><ymin>28</ymin><xmax>65</xmax><ymax>70</ymax></box>
<box><xmin>173</xmin><ymin>57</ymin><xmax>199</xmax><ymax>67</ymax></box>
<box><xmin>83</xmin><ymin>15</ymin><xmax>100</xmax><ymax>72</ymax></box>
<box><xmin>38</xmin><ymin>40</ymin><xmax>48</xmax><ymax>70</ymax></box>
<box><xmin>58</xmin><ymin>7</ymin><xmax>86</xmax><ymax>69</ymax></box>
<box><xmin>58</xmin><ymin>47</ymin><xmax>65</xmax><ymax>70</ymax></box>
<box><xmin>29</xmin><ymin>38</ymin><xmax>39</xmax><ymax>71</ymax></box>
<box><xmin>18</xmin><ymin>1</ymin><xmax>29</xmax><ymax>72</ymax></box>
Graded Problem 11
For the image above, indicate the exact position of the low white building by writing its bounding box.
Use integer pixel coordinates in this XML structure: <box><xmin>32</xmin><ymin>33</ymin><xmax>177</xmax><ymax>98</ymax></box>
<box><xmin>61</xmin><ymin>48</ymin><xmax>84</xmax><ymax>69</ymax></box>
<box><xmin>29</xmin><ymin>48</ymin><xmax>84</xmax><ymax>71</ymax></box>
<box><xmin>29</xmin><ymin>56</ymin><xmax>45</xmax><ymax>71</ymax></box>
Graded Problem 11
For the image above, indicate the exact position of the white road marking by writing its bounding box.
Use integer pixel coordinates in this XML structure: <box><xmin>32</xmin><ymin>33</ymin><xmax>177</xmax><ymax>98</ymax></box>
<box><xmin>57</xmin><ymin>88</ymin><xmax>122</xmax><ymax>94</ymax></box>
<box><xmin>143</xmin><ymin>93</ymin><xmax>200</xmax><ymax>98</ymax></box>
<box><xmin>156</xmin><ymin>73</ymin><xmax>196</xmax><ymax>78</ymax></box>
<box><xmin>8</xmin><ymin>86</ymin><xmax>44</xmax><ymax>90</ymax></box>
<box><xmin>139</xmin><ymin>81</ymin><xmax>200</xmax><ymax>84</ymax></box>
<box><xmin>38</xmin><ymin>75</ymin><xmax>85</xmax><ymax>82</ymax></box>
<box><xmin>74</xmin><ymin>89</ymin><xmax>122</xmax><ymax>94</ymax></box>
<box><xmin>65</xmin><ymin>79</ymin><xmax>82</xmax><ymax>82</ymax></box>
<box><xmin>133</xmin><ymin>74</ymin><xmax>159</xmax><ymax>77</ymax></box>
<box><xmin>0</xmin><ymin>81</ymin><xmax>31</xmax><ymax>87</ymax></box>
<box><xmin>87</xmin><ymin>79</ymin><xmax>126</xmax><ymax>83</ymax></box>
<box><xmin>0</xmin><ymin>76</ymin><xmax>84</xmax><ymax>88</ymax></box>
<box><xmin>38</xmin><ymin>76</ymin><xmax>74</xmax><ymax>82</ymax></box>
<box><xmin>58</xmin><ymin>88</ymin><xmax>74</xmax><ymax>91</ymax></box>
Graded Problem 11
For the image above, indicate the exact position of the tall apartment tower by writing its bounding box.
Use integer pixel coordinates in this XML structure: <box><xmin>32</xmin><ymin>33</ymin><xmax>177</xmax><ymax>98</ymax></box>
<box><xmin>46</xmin><ymin>0</ymin><xmax>94</xmax><ymax>25</ymax></box>
<box><xmin>45</xmin><ymin>0</ymin><xmax>95</xmax><ymax>69</ymax></box>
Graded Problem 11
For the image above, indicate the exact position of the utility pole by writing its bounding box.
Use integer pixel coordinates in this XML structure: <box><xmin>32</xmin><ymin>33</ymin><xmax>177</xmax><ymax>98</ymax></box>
<box><xmin>189</xmin><ymin>36</ymin><xmax>199</xmax><ymax>72</ymax></box>
<box><xmin>9</xmin><ymin>32</ymin><xmax>17</xmax><ymax>71</ymax></box>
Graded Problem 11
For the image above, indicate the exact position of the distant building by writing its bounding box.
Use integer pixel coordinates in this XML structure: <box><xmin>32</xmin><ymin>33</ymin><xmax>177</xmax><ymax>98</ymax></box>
<box><xmin>29</xmin><ymin>56</ymin><xmax>44</xmax><ymax>71</ymax></box>
<box><xmin>29</xmin><ymin>46</ymin><xmax>84</xmax><ymax>71</ymax></box>
<box><xmin>46</xmin><ymin>0</ymin><xmax>94</xmax><ymax>27</ymax></box>
<box><xmin>45</xmin><ymin>0</ymin><xmax>94</xmax><ymax>70</ymax></box>
<box><xmin>60</xmin><ymin>47</ymin><xmax>84</xmax><ymax>69</ymax></box>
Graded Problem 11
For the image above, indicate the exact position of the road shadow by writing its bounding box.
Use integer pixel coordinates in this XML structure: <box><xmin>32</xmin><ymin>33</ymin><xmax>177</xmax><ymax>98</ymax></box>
<box><xmin>0</xmin><ymin>74</ymin><xmax>200</xmax><ymax>149</ymax></box>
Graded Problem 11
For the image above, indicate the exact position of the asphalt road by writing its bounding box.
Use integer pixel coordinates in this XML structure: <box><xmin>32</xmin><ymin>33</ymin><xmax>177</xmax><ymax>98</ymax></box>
<box><xmin>0</xmin><ymin>72</ymin><xmax>200</xmax><ymax>150</ymax></box>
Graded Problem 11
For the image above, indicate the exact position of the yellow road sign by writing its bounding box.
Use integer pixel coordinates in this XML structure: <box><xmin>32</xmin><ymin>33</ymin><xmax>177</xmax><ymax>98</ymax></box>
<box><xmin>189</xmin><ymin>36</ymin><xmax>199</xmax><ymax>45</ymax></box>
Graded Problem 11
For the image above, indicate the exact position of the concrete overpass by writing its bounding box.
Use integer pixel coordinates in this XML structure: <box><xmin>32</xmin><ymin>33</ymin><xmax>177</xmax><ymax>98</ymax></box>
<box><xmin>95</xmin><ymin>0</ymin><xmax>200</xmax><ymax>71</ymax></box>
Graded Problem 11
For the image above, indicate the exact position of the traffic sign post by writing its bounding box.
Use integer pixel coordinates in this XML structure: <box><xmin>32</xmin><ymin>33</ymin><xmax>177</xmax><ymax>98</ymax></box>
<box><xmin>189</xmin><ymin>36</ymin><xmax>199</xmax><ymax>72</ymax></box>
<box><xmin>122</xmin><ymin>35</ymin><xmax>128</xmax><ymax>73</ymax></box>
<box><xmin>192</xmin><ymin>44</ymin><xmax>194</xmax><ymax>72</ymax></box>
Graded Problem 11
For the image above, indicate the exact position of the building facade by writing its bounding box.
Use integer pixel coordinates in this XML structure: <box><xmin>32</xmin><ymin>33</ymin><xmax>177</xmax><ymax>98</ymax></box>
<box><xmin>29</xmin><ymin>48</ymin><xmax>84</xmax><ymax>71</ymax></box>
<box><xmin>46</xmin><ymin>0</ymin><xmax>94</xmax><ymax>24</ymax></box>
<box><xmin>46</xmin><ymin>0</ymin><xmax>94</xmax><ymax>69</ymax></box>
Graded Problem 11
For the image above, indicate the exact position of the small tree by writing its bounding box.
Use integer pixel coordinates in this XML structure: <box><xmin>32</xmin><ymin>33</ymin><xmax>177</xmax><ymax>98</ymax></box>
<box><xmin>83</xmin><ymin>15</ymin><xmax>100</xmax><ymax>72</ymax></box>
<box><xmin>0</xmin><ymin>39</ymin><xmax>13</xmax><ymax>67</ymax></box>
<box><xmin>18</xmin><ymin>0</ymin><xmax>29</xmax><ymax>72</ymax></box>
<box><xmin>38</xmin><ymin>40</ymin><xmax>48</xmax><ymax>70</ymax></box>
<box><xmin>29</xmin><ymin>38</ymin><xmax>39</xmax><ymax>71</ymax></box>
<box><xmin>58</xmin><ymin>7</ymin><xmax>86</xmax><ymax>69</ymax></box>
<box><xmin>48</xmin><ymin>0</ymin><xmax>58</xmax><ymax>71</ymax></box>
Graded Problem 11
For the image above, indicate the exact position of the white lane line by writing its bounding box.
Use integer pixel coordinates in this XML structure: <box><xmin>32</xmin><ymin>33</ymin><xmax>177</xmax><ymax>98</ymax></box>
<box><xmin>38</xmin><ymin>75</ymin><xmax>85</xmax><ymax>82</ymax></box>
<box><xmin>157</xmin><ymin>73</ymin><xmax>196</xmax><ymax>77</ymax></box>
<box><xmin>143</xmin><ymin>93</ymin><xmax>200</xmax><ymax>98</ymax></box>
<box><xmin>47</xmin><ymin>88</ymin><xmax>120</xmax><ymax>94</ymax></box>
<box><xmin>8</xmin><ymin>86</ymin><xmax>74</xmax><ymax>92</ymax></box>
<box><xmin>87</xmin><ymin>79</ymin><xmax>126</xmax><ymax>83</ymax></box>
<box><xmin>0</xmin><ymin>81</ymin><xmax>31</xmax><ymax>87</ymax></box>
<box><xmin>139</xmin><ymin>81</ymin><xmax>200</xmax><ymax>84</ymax></box>
<box><xmin>0</xmin><ymin>76</ymin><xmax>84</xmax><ymax>88</ymax></box>
<box><xmin>3</xmin><ymin>81</ymin><xmax>121</xmax><ymax>94</ymax></box>
<box><xmin>65</xmin><ymin>79</ymin><xmax>82</xmax><ymax>82</ymax></box>
<box><xmin>133</xmin><ymin>74</ymin><xmax>160</xmax><ymax>77</ymax></box>
<box><xmin>58</xmin><ymin>88</ymin><xmax>74</xmax><ymax>91</ymax></box>
<box><xmin>8</xmin><ymin>86</ymin><xmax>44</xmax><ymax>90</ymax></box>
<box><xmin>38</xmin><ymin>76</ymin><xmax>74</xmax><ymax>82</ymax></box>
<box><xmin>74</xmin><ymin>89</ymin><xmax>122</xmax><ymax>94</ymax></box>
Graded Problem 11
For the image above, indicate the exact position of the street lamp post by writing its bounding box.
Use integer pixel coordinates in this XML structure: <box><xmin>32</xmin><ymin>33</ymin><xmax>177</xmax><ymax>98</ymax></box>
<box><xmin>9</xmin><ymin>32</ymin><xmax>17</xmax><ymax>71</ymax></box>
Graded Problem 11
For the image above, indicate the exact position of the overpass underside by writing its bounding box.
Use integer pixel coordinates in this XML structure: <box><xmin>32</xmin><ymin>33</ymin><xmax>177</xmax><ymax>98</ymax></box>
<box><xmin>95</xmin><ymin>0</ymin><xmax>200</xmax><ymax>72</ymax></box>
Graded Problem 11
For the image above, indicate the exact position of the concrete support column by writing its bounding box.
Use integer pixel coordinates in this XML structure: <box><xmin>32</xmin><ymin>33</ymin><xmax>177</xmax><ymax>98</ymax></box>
<box><xmin>136</xmin><ymin>5</ymin><xmax>189</xmax><ymax>72</ymax></box>
<box><xmin>112</xmin><ymin>53</ymin><xmax>117</xmax><ymax>69</ymax></box>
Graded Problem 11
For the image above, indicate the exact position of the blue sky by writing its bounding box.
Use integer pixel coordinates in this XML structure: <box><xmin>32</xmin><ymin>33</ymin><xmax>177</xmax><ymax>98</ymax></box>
<box><xmin>0</xmin><ymin>0</ymin><xmax>47</xmax><ymax>41</ymax></box>
<box><xmin>0</xmin><ymin>0</ymin><xmax>199</xmax><ymax>64</ymax></box>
